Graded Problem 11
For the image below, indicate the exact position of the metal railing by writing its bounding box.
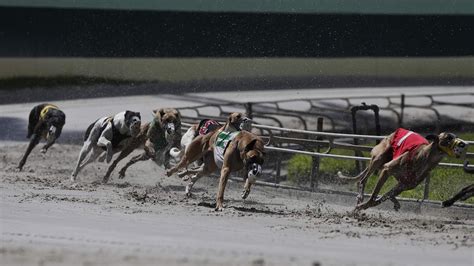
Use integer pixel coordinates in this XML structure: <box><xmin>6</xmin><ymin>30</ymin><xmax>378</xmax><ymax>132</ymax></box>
<box><xmin>179</xmin><ymin>120</ymin><xmax>473</xmax><ymax>201</ymax></box>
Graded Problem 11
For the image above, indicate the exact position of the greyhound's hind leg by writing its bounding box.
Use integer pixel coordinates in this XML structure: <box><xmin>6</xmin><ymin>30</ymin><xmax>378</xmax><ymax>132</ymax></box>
<box><xmin>71</xmin><ymin>141</ymin><xmax>94</xmax><ymax>181</ymax></box>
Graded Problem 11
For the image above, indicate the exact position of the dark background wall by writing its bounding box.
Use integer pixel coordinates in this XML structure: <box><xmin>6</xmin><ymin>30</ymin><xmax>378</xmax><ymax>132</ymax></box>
<box><xmin>1</xmin><ymin>6</ymin><xmax>473</xmax><ymax>58</ymax></box>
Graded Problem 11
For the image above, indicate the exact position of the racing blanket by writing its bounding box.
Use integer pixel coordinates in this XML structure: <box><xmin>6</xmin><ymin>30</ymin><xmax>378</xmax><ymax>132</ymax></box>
<box><xmin>214</xmin><ymin>131</ymin><xmax>240</xmax><ymax>168</ymax></box>
<box><xmin>198</xmin><ymin>119</ymin><xmax>221</xmax><ymax>136</ymax></box>
<box><xmin>390</xmin><ymin>128</ymin><xmax>428</xmax><ymax>160</ymax></box>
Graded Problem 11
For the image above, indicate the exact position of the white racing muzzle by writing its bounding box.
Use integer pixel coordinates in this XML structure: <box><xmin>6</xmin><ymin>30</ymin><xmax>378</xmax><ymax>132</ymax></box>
<box><xmin>129</xmin><ymin>117</ymin><xmax>141</xmax><ymax>137</ymax></box>
<box><xmin>165</xmin><ymin>123</ymin><xmax>175</xmax><ymax>135</ymax></box>
<box><xmin>247</xmin><ymin>163</ymin><xmax>262</xmax><ymax>184</ymax></box>
<box><xmin>240</xmin><ymin>117</ymin><xmax>252</xmax><ymax>131</ymax></box>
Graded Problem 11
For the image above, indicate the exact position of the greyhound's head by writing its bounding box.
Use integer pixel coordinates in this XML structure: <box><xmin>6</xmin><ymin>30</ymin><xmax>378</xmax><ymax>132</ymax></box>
<box><xmin>43</xmin><ymin>109</ymin><xmax>66</xmax><ymax>149</ymax></box>
<box><xmin>227</xmin><ymin>112</ymin><xmax>251</xmax><ymax>131</ymax></box>
<box><xmin>153</xmin><ymin>108</ymin><xmax>181</xmax><ymax>137</ymax></box>
<box><xmin>124</xmin><ymin>111</ymin><xmax>141</xmax><ymax>137</ymax></box>
<box><xmin>427</xmin><ymin>132</ymin><xmax>467</xmax><ymax>158</ymax></box>
<box><xmin>240</xmin><ymin>137</ymin><xmax>265</xmax><ymax>199</ymax></box>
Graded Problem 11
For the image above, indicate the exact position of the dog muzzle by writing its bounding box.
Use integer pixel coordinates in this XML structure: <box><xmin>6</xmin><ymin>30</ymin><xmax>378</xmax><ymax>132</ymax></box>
<box><xmin>46</xmin><ymin>126</ymin><xmax>57</xmax><ymax>140</ymax></box>
<box><xmin>129</xmin><ymin>120</ymin><xmax>141</xmax><ymax>137</ymax></box>
<box><xmin>239</xmin><ymin>118</ymin><xmax>252</xmax><ymax>131</ymax></box>
<box><xmin>165</xmin><ymin>123</ymin><xmax>175</xmax><ymax>134</ymax></box>
<box><xmin>247</xmin><ymin>163</ymin><xmax>262</xmax><ymax>183</ymax></box>
<box><xmin>440</xmin><ymin>138</ymin><xmax>467</xmax><ymax>158</ymax></box>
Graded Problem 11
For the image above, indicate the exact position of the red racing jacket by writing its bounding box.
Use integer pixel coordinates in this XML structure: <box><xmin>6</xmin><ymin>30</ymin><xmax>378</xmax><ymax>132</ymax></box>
<box><xmin>390</xmin><ymin>128</ymin><xmax>429</xmax><ymax>181</ymax></box>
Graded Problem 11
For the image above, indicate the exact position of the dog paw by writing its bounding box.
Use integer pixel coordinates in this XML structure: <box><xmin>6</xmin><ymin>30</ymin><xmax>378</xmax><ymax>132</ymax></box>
<box><xmin>215</xmin><ymin>205</ymin><xmax>224</xmax><ymax>212</ymax></box>
<box><xmin>118</xmin><ymin>171</ymin><xmax>126</xmax><ymax>179</ymax></box>
<box><xmin>241</xmin><ymin>189</ymin><xmax>250</xmax><ymax>199</ymax></box>
<box><xmin>40</xmin><ymin>148</ymin><xmax>47</xmax><ymax>154</ymax></box>
<box><xmin>185</xmin><ymin>185</ymin><xmax>193</xmax><ymax>197</ymax></box>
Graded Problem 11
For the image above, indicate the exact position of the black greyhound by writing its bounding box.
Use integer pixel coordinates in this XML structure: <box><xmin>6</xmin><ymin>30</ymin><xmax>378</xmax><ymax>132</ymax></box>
<box><xmin>18</xmin><ymin>103</ymin><xmax>66</xmax><ymax>170</ymax></box>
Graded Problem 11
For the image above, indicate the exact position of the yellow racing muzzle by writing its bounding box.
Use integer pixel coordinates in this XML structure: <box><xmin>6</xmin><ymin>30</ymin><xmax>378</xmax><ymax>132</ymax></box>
<box><xmin>439</xmin><ymin>138</ymin><xmax>467</xmax><ymax>158</ymax></box>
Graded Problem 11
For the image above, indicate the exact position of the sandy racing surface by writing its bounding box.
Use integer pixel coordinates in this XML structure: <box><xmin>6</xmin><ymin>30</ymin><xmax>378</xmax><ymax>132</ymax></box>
<box><xmin>1</xmin><ymin>89</ymin><xmax>474</xmax><ymax>266</ymax></box>
<box><xmin>1</xmin><ymin>142</ymin><xmax>473</xmax><ymax>266</ymax></box>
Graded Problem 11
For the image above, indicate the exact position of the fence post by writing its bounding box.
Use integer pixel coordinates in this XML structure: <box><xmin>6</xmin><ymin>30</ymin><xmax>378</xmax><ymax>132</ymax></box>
<box><xmin>373</xmin><ymin>105</ymin><xmax>381</xmax><ymax>144</ymax></box>
<box><xmin>245</xmin><ymin>102</ymin><xmax>253</xmax><ymax>119</ymax></box>
<box><xmin>310</xmin><ymin>117</ymin><xmax>323</xmax><ymax>190</ymax></box>
<box><xmin>351</xmin><ymin>107</ymin><xmax>364</xmax><ymax>173</ymax></box>
<box><xmin>400</xmin><ymin>94</ymin><xmax>405</xmax><ymax>128</ymax></box>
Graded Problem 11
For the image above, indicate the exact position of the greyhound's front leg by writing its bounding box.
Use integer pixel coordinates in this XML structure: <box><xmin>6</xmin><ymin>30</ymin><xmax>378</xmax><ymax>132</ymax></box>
<box><xmin>118</xmin><ymin>152</ymin><xmax>150</xmax><ymax>179</ymax></box>
<box><xmin>97</xmin><ymin>136</ymin><xmax>113</xmax><ymax>163</ymax></box>
<box><xmin>375</xmin><ymin>183</ymin><xmax>407</xmax><ymax>211</ymax></box>
<box><xmin>103</xmin><ymin>147</ymin><xmax>136</xmax><ymax>183</ymax></box>
<box><xmin>215</xmin><ymin>166</ymin><xmax>231</xmax><ymax>211</ymax></box>
<box><xmin>18</xmin><ymin>135</ymin><xmax>41</xmax><ymax>171</ymax></box>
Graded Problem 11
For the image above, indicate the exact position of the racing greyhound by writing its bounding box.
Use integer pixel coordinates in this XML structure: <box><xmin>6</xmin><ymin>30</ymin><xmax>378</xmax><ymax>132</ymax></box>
<box><xmin>166</xmin><ymin>112</ymin><xmax>265</xmax><ymax>211</ymax></box>
<box><xmin>71</xmin><ymin>111</ymin><xmax>141</xmax><ymax>181</ymax></box>
<box><xmin>339</xmin><ymin>128</ymin><xmax>467</xmax><ymax>211</ymax></box>
<box><xmin>18</xmin><ymin>103</ymin><xmax>66</xmax><ymax>171</ymax></box>
<box><xmin>102</xmin><ymin>108</ymin><xmax>181</xmax><ymax>183</ymax></box>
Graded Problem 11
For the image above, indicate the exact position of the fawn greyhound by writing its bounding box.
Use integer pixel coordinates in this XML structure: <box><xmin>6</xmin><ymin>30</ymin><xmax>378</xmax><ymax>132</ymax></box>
<box><xmin>166</xmin><ymin>112</ymin><xmax>264</xmax><ymax>211</ymax></box>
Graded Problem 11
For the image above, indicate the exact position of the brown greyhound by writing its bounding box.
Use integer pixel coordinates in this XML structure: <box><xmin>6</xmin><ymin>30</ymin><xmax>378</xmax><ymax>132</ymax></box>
<box><xmin>166</xmin><ymin>112</ymin><xmax>264</xmax><ymax>211</ymax></box>
<box><xmin>338</xmin><ymin>128</ymin><xmax>467</xmax><ymax>211</ymax></box>
<box><xmin>102</xmin><ymin>108</ymin><xmax>181</xmax><ymax>183</ymax></box>
<box><xmin>441</xmin><ymin>161</ymin><xmax>474</xmax><ymax>207</ymax></box>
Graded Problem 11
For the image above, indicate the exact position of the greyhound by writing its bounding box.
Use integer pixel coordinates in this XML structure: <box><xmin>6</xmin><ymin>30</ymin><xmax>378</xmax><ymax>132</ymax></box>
<box><xmin>18</xmin><ymin>103</ymin><xmax>66</xmax><ymax>171</ymax></box>
<box><xmin>102</xmin><ymin>108</ymin><xmax>181</xmax><ymax>183</ymax></box>
<box><xmin>71</xmin><ymin>111</ymin><xmax>141</xmax><ymax>181</ymax></box>
<box><xmin>338</xmin><ymin>128</ymin><xmax>467</xmax><ymax>211</ymax></box>
<box><xmin>166</xmin><ymin>112</ymin><xmax>265</xmax><ymax>211</ymax></box>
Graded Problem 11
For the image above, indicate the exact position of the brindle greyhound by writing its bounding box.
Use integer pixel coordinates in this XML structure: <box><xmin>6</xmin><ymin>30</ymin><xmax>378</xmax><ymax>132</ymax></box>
<box><xmin>166</xmin><ymin>112</ymin><xmax>264</xmax><ymax>211</ymax></box>
<box><xmin>441</xmin><ymin>161</ymin><xmax>474</xmax><ymax>207</ymax></box>
<box><xmin>338</xmin><ymin>129</ymin><xmax>467</xmax><ymax>211</ymax></box>
<box><xmin>102</xmin><ymin>108</ymin><xmax>181</xmax><ymax>183</ymax></box>
<box><xmin>18</xmin><ymin>104</ymin><xmax>66</xmax><ymax>171</ymax></box>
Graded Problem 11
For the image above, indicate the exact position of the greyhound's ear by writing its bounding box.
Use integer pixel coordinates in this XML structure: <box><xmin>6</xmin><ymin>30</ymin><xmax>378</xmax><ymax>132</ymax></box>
<box><xmin>124</xmin><ymin>110</ymin><xmax>132</xmax><ymax>120</ymax></box>
<box><xmin>425</xmin><ymin>134</ymin><xmax>438</xmax><ymax>143</ymax></box>
<box><xmin>244</xmin><ymin>139</ymin><xmax>258</xmax><ymax>153</ymax></box>
<box><xmin>153</xmin><ymin>108</ymin><xmax>165</xmax><ymax>118</ymax></box>
<box><xmin>173</xmin><ymin>109</ymin><xmax>181</xmax><ymax>120</ymax></box>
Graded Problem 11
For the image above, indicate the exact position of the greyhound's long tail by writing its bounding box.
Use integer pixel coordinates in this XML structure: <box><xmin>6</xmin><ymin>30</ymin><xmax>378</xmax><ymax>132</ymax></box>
<box><xmin>337</xmin><ymin>168</ymin><xmax>368</xmax><ymax>182</ymax></box>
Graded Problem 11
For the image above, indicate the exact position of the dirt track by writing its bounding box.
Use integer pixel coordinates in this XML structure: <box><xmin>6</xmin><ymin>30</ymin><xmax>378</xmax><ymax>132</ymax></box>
<box><xmin>1</xmin><ymin>142</ymin><xmax>473</xmax><ymax>266</ymax></box>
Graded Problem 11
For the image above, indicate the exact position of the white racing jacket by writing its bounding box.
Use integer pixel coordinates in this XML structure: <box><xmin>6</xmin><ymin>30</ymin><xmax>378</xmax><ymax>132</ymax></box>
<box><xmin>214</xmin><ymin>131</ymin><xmax>240</xmax><ymax>168</ymax></box>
